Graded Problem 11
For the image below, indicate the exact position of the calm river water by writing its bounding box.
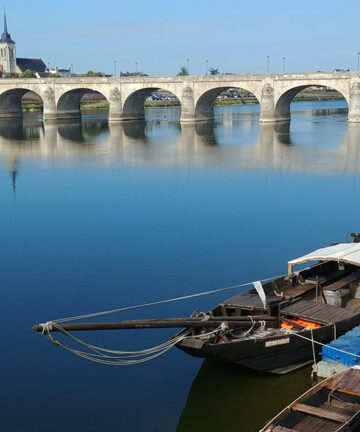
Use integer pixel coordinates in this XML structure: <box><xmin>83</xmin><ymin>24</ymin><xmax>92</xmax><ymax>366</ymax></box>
<box><xmin>1</xmin><ymin>100</ymin><xmax>359</xmax><ymax>431</ymax></box>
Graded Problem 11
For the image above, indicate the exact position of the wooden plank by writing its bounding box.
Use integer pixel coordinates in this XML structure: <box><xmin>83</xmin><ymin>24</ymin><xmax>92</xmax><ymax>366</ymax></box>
<box><xmin>284</xmin><ymin>283</ymin><xmax>316</xmax><ymax>299</ymax></box>
<box><xmin>292</xmin><ymin>416</ymin><xmax>338</xmax><ymax>432</ymax></box>
<box><xmin>268</xmin><ymin>426</ymin><xmax>300</xmax><ymax>432</ymax></box>
<box><xmin>292</xmin><ymin>403</ymin><xmax>350</xmax><ymax>423</ymax></box>
<box><xmin>329</xmin><ymin>368</ymin><xmax>360</xmax><ymax>394</ymax></box>
<box><xmin>282</xmin><ymin>300</ymin><xmax>360</xmax><ymax>323</ymax></box>
<box><xmin>305</xmin><ymin>270</ymin><xmax>346</xmax><ymax>285</ymax></box>
<box><xmin>323</xmin><ymin>272</ymin><xmax>360</xmax><ymax>292</ymax></box>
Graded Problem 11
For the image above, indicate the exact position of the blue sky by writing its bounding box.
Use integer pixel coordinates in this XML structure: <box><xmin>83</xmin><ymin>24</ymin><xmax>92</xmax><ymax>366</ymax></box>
<box><xmin>5</xmin><ymin>0</ymin><xmax>360</xmax><ymax>76</ymax></box>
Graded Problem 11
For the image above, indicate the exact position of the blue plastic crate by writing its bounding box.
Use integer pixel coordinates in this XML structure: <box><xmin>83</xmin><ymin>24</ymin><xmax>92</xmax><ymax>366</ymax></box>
<box><xmin>321</xmin><ymin>324</ymin><xmax>360</xmax><ymax>366</ymax></box>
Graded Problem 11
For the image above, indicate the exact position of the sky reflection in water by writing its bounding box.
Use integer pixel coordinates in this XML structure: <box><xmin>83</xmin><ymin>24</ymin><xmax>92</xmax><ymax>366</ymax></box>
<box><xmin>0</xmin><ymin>100</ymin><xmax>359</xmax><ymax>432</ymax></box>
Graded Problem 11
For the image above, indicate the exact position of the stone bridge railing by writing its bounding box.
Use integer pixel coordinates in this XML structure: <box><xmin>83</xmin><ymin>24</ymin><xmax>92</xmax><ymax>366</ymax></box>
<box><xmin>0</xmin><ymin>72</ymin><xmax>359</xmax><ymax>123</ymax></box>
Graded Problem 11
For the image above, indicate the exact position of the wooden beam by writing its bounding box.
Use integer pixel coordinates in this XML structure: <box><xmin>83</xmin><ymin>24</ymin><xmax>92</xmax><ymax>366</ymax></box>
<box><xmin>327</xmin><ymin>386</ymin><xmax>360</xmax><ymax>398</ymax></box>
<box><xmin>267</xmin><ymin>426</ymin><xmax>300</xmax><ymax>432</ymax></box>
<box><xmin>291</xmin><ymin>403</ymin><xmax>350</xmax><ymax>423</ymax></box>
<box><xmin>32</xmin><ymin>316</ymin><xmax>278</xmax><ymax>333</ymax></box>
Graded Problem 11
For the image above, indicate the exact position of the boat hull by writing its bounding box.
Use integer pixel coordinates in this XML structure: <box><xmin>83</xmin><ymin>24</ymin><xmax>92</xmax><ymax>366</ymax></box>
<box><xmin>176</xmin><ymin>314</ymin><xmax>360</xmax><ymax>374</ymax></box>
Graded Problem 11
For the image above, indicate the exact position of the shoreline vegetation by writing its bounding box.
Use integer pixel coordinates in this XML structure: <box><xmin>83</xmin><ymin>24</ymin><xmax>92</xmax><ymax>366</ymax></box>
<box><xmin>21</xmin><ymin>91</ymin><xmax>346</xmax><ymax>113</ymax></box>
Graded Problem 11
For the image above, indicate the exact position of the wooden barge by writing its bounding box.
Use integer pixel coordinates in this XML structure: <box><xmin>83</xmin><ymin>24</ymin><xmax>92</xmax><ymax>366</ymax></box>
<box><xmin>260</xmin><ymin>367</ymin><xmax>360</xmax><ymax>431</ymax></box>
<box><xmin>33</xmin><ymin>234</ymin><xmax>360</xmax><ymax>374</ymax></box>
<box><xmin>175</xmin><ymin>237</ymin><xmax>360</xmax><ymax>373</ymax></box>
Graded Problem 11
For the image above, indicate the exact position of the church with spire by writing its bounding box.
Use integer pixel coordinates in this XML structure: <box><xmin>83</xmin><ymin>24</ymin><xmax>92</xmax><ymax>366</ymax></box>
<box><xmin>0</xmin><ymin>11</ymin><xmax>46</xmax><ymax>76</ymax></box>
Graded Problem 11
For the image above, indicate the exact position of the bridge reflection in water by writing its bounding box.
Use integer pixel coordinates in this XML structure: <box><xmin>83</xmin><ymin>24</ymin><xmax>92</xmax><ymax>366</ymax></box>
<box><xmin>1</xmin><ymin>107</ymin><xmax>360</xmax><ymax>181</ymax></box>
<box><xmin>176</xmin><ymin>360</ymin><xmax>313</xmax><ymax>432</ymax></box>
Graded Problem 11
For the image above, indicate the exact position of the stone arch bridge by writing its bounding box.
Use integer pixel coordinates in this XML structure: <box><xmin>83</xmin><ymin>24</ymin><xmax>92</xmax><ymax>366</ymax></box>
<box><xmin>0</xmin><ymin>72</ymin><xmax>359</xmax><ymax>123</ymax></box>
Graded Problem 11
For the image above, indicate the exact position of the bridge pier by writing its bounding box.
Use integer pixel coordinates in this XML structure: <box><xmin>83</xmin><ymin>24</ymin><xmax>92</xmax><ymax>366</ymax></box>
<box><xmin>259</xmin><ymin>83</ymin><xmax>290</xmax><ymax>123</ymax></box>
<box><xmin>180</xmin><ymin>86</ymin><xmax>197</xmax><ymax>122</ymax></box>
<box><xmin>348</xmin><ymin>82</ymin><xmax>360</xmax><ymax>123</ymax></box>
<box><xmin>108</xmin><ymin>87</ymin><xmax>125</xmax><ymax>122</ymax></box>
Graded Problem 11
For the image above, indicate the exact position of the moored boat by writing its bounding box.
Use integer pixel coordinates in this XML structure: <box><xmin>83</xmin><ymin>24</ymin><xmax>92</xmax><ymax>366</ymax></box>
<box><xmin>260</xmin><ymin>367</ymin><xmax>360</xmax><ymax>431</ymax></box>
<box><xmin>33</xmin><ymin>234</ymin><xmax>360</xmax><ymax>374</ymax></box>
<box><xmin>175</xmin><ymin>234</ymin><xmax>360</xmax><ymax>373</ymax></box>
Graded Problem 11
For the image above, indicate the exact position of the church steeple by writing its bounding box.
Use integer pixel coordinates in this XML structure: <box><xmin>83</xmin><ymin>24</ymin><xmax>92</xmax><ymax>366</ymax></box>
<box><xmin>0</xmin><ymin>10</ymin><xmax>16</xmax><ymax>74</ymax></box>
<box><xmin>1</xmin><ymin>11</ymin><xmax>14</xmax><ymax>43</ymax></box>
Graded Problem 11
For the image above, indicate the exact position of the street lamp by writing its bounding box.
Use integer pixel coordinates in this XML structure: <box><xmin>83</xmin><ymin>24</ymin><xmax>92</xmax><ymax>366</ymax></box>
<box><xmin>205</xmin><ymin>59</ymin><xmax>208</xmax><ymax>75</ymax></box>
<box><xmin>267</xmin><ymin>55</ymin><xmax>270</xmax><ymax>73</ymax></box>
<box><xmin>114</xmin><ymin>60</ymin><xmax>117</xmax><ymax>77</ymax></box>
<box><xmin>187</xmin><ymin>58</ymin><xmax>190</xmax><ymax>75</ymax></box>
<box><xmin>283</xmin><ymin>57</ymin><xmax>286</xmax><ymax>73</ymax></box>
<box><xmin>135</xmin><ymin>62</ymin><xmax>138</xmax><ymax>73</ymax></box>
<box><xmin>71</xmin><ymin>64</ymin><xmax>73</xmax><ymax>75</ymax></box>
<box><xmin>358</xmin><ymin>52</ymin><xmax>360</xmax><ymax>71</ymax></box>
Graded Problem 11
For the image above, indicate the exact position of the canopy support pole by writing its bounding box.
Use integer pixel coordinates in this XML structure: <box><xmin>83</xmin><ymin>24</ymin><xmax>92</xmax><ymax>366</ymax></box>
<box><xmin>288</xmin><ymin>263</ymin><xmax>293</xmax><ymax>275</ymax></box>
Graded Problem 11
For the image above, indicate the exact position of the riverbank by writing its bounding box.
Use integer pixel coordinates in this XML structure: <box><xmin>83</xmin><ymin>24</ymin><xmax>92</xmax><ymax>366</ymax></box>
<box><xmin>21</xmin><ymin>92</ymin><xmax>345</xmax><ymax>112</ymax></box>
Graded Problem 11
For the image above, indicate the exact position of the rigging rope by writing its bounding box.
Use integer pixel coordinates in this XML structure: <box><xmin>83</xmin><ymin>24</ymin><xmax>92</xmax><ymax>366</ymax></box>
<box><xmin>51</xmin><ymin>273</ymin><xmax>285</xmax><ymax>324</ymax></box>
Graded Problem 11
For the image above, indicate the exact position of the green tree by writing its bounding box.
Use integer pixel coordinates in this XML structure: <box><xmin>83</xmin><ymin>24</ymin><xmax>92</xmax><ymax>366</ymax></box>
<box><xmin>85</xmin><ymin>70</ymin><xmax>97</xmax><ymax>77</ymax></box>
<box><xmin>47</xmin><ymin>73</ymin><xmax>61</xmax><ymax>78</ymax></box>
<box><xmin>209</xmin><ymin>67</ymin><xmax>219</xmax><ymax>75</ymax></box>
<box><xmin>4</xmin><ymin>72</ymin><xmax>19</xmax><ymax>78</ymax></box>
<box><xmin>177</xmin><ymin>66</ymin><xmax>188</xmax><ymax>76</ymax></box>
<box><xmin>20</xmin><ymin>69</ymin><xmax>36</xmax><ymax>78</ymax></box>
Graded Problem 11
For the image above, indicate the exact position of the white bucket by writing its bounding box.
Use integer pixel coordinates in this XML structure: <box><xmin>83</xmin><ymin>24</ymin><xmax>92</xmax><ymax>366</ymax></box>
<box><xmin>323</xmin><ymin>290</ymin><xmax>342</xmax><ymax>306</ymax></box>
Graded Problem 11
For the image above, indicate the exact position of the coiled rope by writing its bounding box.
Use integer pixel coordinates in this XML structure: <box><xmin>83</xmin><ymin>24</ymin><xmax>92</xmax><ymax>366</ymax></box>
<box><xmin>42</xmin><ymin>321</ymin><xmax>223</xmax><ymax>365</ymax></box>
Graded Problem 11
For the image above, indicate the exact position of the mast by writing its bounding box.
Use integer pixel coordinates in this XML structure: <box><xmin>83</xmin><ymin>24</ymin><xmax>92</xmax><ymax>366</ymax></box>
<box><xmin>32</xmin><ymin>315</ymin><xmax>278</xmax><ymax>333</ymax></box>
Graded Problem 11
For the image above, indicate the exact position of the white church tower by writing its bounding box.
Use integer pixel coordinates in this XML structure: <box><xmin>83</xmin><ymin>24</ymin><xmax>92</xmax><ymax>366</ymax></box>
<box><xmin>0</xmin><ymin>12</ymin><xmax>16</xmax><ymax>74</ymax></box>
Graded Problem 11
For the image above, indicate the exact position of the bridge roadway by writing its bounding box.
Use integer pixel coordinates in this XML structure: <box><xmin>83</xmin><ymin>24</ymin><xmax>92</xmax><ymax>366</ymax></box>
<box><xmin>0</xmin><ymin>71</ymin><xmax>359</xmax><ymax>123</ymax></box>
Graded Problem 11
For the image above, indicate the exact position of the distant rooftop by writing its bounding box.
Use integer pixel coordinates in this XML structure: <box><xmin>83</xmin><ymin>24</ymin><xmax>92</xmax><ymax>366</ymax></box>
<box><xmin>17</xmin><ymin>58</ymin><xmax>47</xmax><ymax>73</ymax></box>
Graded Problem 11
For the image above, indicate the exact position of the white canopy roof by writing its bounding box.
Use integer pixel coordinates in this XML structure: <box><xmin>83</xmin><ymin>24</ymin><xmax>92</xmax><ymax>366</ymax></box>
<box><xmin>288</xmin><ymin>243</ymin><xmax>360</xmax><ymax>270</ymax></box>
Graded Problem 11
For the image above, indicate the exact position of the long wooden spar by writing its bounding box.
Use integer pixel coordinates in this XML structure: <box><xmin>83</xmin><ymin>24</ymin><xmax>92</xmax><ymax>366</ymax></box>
<box><xmin>32</xmin><ymin>315</ymin><xmax>278</xmax><ymax>333</ymax></box>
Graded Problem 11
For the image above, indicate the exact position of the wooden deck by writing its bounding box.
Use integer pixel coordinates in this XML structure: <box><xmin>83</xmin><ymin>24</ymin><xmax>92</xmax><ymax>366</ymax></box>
<box><xmin>328</xmin><ymin>368</ymin><xmax>360</xmax><ymax>397</ymax></box>
<box><xmin>322</xmin><ymin>272</ymin><xmax>360</xmax><ymax>292</ymax></box>
<box><xmin>281</xmin><ymin>300</ymin><xmax>360</xmax><ymax>324</ymax></box>
<box><xmin>221</xmin><ymin>291</ymin><xmax>279</xmax><ymax>311</ymax></box>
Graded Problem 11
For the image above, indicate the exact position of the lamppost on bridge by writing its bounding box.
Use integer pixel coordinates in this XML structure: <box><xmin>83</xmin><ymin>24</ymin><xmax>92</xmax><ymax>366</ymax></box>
<box><xmin>282</xmin><ymin>57</ymin><xmax>286</xmax><ymax>73</ymax></box>
<box><xmin>71</xmin><ymin>64</ymin><xmax>73</xmax><ymax>75</ymax></box>
<box><xmin>114</xmin><ymin>60</ymin><xmax>117</xmax><ymax>77</ymax></box>
<box><xmin>135</xmin><ymin>62</ymin><xmax>138</xmax><ymax>73</ymax></box>
<box><xmin>267</xmin><ymin>55</ymin><xmax>270</xmax><ymax>74</ymax></box>
<box><xmin>187</xmin><ymin>58</ymin><xmax>190</xmax><ymax>75</ymax></box>
<box><xmin>205</xmin><ymin>59</ymin><xmax>208</xmax><ymax>75</ymax></box>
<box><xmin>358</xmin><ymin>52</ymin><xmax>360</xmax><ymax>71</ymax></box>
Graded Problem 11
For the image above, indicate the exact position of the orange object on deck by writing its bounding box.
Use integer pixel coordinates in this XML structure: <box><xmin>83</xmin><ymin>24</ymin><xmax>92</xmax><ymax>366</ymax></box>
<box><xmin>281</xmin><ymin>317</ymin><xmax>322</xmax><ymax>329</ymax></box>
<box><xmin>281</xmin><ymin>321</ymin><xmax>294</xmax><ymax>329</ymax></box>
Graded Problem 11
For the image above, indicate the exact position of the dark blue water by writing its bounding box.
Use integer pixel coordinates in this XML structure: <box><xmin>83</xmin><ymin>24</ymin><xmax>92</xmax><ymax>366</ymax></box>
<box><xmin>1</xmin><ymin>100</ymin><xmax>359</xmax><ymax>431</ymax></box>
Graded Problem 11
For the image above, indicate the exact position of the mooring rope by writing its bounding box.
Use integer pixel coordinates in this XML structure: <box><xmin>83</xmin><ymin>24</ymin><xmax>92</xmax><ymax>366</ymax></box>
<box><xmin>41</xmin><ymin>321</ymin><xmax>223</xmax><ymax>366</ymax></box>
<box><xmin>283</xmin><ymin>328</ymin><xmax>360</xmax><ymax>360</ymax></box>
<box><xmin>51</xmin><ymin>273</ymin><xmax>285</xmax><ymax>324</ymax></box>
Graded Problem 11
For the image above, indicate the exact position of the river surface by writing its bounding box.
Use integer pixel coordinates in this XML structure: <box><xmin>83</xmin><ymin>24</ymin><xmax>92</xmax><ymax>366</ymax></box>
<box><xmin>1</xmin><ymin>100</ymin><xmax>359</xmax><ymax>431</ymax></box>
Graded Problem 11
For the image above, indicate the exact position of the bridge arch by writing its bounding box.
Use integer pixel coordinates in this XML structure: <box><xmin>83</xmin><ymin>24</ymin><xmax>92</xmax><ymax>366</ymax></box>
<box><xmin>122</xmin><ymin>88</ymin><xmax>181</xmax><ymax>121</ymax></box>
<box><xmin>0</xmin><ymin>88</ymin><xmax>44</xmax><ymax>118</ymax></box>
<box><xmin>56</xmin><ymin>88</ymin><xmax>109</xmax><ymax>120</ymax></box>
<box><xmin>195</xmin><ymin>86</ymin><xmax>261</xmax><ymax>120</ymax></box>
<box><xmin>275</xmin><ymin>84</ymin><xmax>349</xmax><ymax>122</ymax></box>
